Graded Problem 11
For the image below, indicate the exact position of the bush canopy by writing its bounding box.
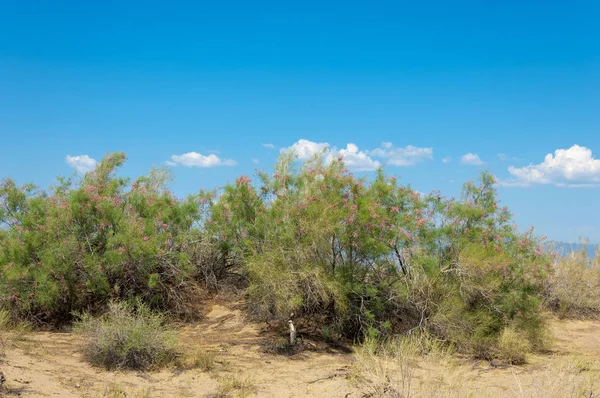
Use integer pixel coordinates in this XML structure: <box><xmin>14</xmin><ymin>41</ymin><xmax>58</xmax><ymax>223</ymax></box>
<box><xmin>0</xmin><ymin>151</ymin><xmax>553</xmax><ymax>358</ymax></box>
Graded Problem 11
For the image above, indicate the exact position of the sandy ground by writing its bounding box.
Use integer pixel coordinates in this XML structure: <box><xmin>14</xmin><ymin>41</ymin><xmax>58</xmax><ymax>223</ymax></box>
<box><xmin>1</xmin><ymin>303</ymin><xmax>599</xmax><ymax>397</ymax></box>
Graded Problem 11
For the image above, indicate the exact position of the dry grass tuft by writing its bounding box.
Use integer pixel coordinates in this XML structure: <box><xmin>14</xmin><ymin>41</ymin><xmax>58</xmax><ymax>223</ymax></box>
<box><xmin>187</xmin><ymin>348</ymin><xmax>217</xmax><ymax>371</ymax></box>
<box><xmin>511</xmin><ymin>357</ymin><xmax>600</xmax><ymax>398</ymax></box>
<box><xmin>496</xmin><ymin>327</ymin><xmax>531</xmax><ymax>365</ymax></box>
<box><xmin>214</xmin><ymin>374</ymin><xmax>256</xmax><ymax>398</ymax></box>
<box><xmin>98</xmin><ymin>382</ymin><xmax>153</xmax><ymax>398</ymax></box>
<box><xmin>0</xmin><ymin>308</ymin><xmax>31</xmax><ymax>357</ymax></box>
<box><xmin>350</xmin><ymin>333</ymin><xmax>453</xmax><ymax>397</ymax></box>
<box><xmin>548</xmin><ymin>248</ymin><xmax>600</xmax><ymax>317</ymax></box>
<box><xmin>74</xmin><ymin>301</ymin><xmax>179</xmax><ymax>371</ymax></box>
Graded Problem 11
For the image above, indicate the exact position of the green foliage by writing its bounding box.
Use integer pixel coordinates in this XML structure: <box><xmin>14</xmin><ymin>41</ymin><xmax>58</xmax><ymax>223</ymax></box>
<box><xmin>73</xmin><ymin>301</ymin><xmax>178</xmax><ymax>370</ymax></box>
<box><xmin>0</xmin><ymin>154</ymin><xmax>223</xmax><ymax>323</ymax></box>
<box><xmin>210</xmin><ymin>150</ymin><xmax>552</xmax><ymax>359</ymax></box>
<box><xmin>0</xmin><ymin>150</ymin><xmax>554</xmax><ymax>362</ymax></box>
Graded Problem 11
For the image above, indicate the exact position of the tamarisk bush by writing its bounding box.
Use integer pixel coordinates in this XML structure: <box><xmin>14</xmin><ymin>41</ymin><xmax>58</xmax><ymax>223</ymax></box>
<box><xmin>0</xmin><ymin>153</ymin><xmax>223</xmax><ymax>324</ymax></box>
<box><xmin>0</xmin><ymin>151</ymin><xmax>553</xmax><ymax>360</ymax></box>
<box><xmin>210</xmin><ymin>150</ymin><xmax>552</xmax><ymax>358</ymax></box>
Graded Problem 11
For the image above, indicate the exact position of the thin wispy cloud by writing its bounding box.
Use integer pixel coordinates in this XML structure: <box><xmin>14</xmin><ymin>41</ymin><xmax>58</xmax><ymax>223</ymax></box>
<box><xmin>169</xmin><ymin>152</ymin><xmax>237</xmax><ymax>167</ymax></box>
<box><xmin>461</xmin><ymin>153</ymin><xmax>485</xmax><ymax>165</ymax></box>
<box><xmin>442</xmin><ymin>156</ymin><xmax>452</xmax><ymax>164</ymax></box>
<box><xmin>261</xmin><ymin>143</ymin><xmax>275</xmax><ymax>148</ymax></box>
<box><xmin>369</xmin><ymin>142</ymin><xmax>433</xmax><ymax>166</ymax></box>
<box><xmin>281</xmin><ymin>139</ymin><xmax>433</xmax><ymax>172</ymax></box>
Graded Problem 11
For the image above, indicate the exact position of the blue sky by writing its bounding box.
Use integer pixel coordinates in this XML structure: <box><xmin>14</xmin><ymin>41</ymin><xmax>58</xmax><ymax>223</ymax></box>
<box><xmin>1</xmin><ymin>1</ymin><xmax>599</xmax><ymax>242</ymax></box>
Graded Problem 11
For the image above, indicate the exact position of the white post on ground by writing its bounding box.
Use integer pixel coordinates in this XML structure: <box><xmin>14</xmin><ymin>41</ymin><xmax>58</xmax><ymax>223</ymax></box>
<box><xmin>288</xmin><ymin>319</ymin><xmax>297</xmax><ymax>345</ymax></box>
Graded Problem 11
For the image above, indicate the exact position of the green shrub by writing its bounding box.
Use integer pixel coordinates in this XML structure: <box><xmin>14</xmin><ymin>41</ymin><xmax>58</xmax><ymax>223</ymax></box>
<box><xmin>210</xmin><ymin>151</ymin><xmax>551</xmax><ymax>360</ymax></box>
<box><xmin>73</xmin><ymin>301</ymin><xmax>179</xmax><ymax>370</ymax></box>
<box><xmin>0</xmin><ymin>154</ymin><xmax>226</xmax><ymax>324</ymax></box>
<box><xmin>0</xmin><ymin>150</ymin><xmax>554</xmax><ymax>363</ymax></box>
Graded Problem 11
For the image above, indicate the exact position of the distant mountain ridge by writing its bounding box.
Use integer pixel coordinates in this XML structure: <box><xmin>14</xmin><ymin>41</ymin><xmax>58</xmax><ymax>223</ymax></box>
<box><xmin>545</xmin><ymin>241</ymin><xmax>597</xmax><ymax>258</ymax></box>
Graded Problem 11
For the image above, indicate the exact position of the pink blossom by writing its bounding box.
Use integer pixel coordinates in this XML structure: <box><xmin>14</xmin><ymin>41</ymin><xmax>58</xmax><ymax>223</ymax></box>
<box><xmin>237</xmin><ymin>175</ymin><xmax>251</xmax><ymax>185</ymax></box>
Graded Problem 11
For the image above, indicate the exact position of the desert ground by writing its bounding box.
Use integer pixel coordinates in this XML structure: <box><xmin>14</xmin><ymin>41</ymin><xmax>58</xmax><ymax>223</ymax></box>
<box><xmin>1</xmin><ymin>300</ymin><xmax>599</xmax><ymax>397</ymax></box>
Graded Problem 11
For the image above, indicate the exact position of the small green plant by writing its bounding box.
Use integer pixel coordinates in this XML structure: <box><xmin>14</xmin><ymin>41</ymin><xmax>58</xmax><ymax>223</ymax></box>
<box><xmin>74</xmin><ymin>301</ymin><xmax>179</xmax><ymax>371</ymax></box>
<box><xmin>189</xmin><ymin>348</ymin><xmax>217</xmax><ymax>371</ymax></box>
<box><xmin>320</xmin><ymin>325</ymin><xmax>333</xmax><ymax>342</ymax></box>
<box><xmin>215</xmin><ymin>374</ymin><xmax>256</xmax><ymax>398</ymax></box>
<box><xmin>99</xmin><ymin>383</ymin><xmax>153</xmax><ymax>398</ymax></box>
<box><xmin>0</xmin><ymin>309</ymin><xmax>9</xmax><ymax>330</ymax></box>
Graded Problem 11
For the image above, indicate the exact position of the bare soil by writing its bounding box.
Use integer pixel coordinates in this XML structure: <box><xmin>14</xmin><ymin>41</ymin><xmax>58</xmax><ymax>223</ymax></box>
<box><xmin>1</xmin><ymin>302</ymin><xmax>599</xmax><ymax>397</ymax></box>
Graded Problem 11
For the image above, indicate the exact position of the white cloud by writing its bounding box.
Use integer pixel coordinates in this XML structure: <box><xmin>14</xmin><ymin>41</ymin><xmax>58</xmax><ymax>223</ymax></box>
<box><xmin>497</xmin><ymin>153</ymin><xmax>508</xmax><ymax>161</ymax></box>
<box><xmin>442</xmin><ymin>156</ymin><xmax>452</xmax><ymax>164</ymax></box>
<box><xmin>461</xmin><ymin>153</ymin><xmax>485</xmax><ymax>165</ymax></box>
<box><xmin>282</xmin><ymin>139</ymin><xmax>435</xmax><ymax>172</ymax></box>
<box><xmin>251</xmin><ymin>158</ymin><xmax>260</xmax><ymax>164</ymax></box>
<box><xmin>332</xmin><ymin>143</ymin><xmax>381</xmax><ymax>171</ymax></box>
<box><xmin>282</xmin><ymin>139</ymin><xmax>329</xmax><ymax>160</ymax></box>
<box><xmin>369</xmin><ymin>143</ymin><xmax>433</xmax><ymax>166</ymax></box>
<box><xmin>66</xmin><ymin>155</ymin><xmax>97</xmax><ymax>174</ymax></box>
<box><xmin>261</xmin><ymin>143</ymin><xmax>275</xmax><ymax>148</ymax></box>
<box><xmin>170</xmin><ymin>152</ymin><xmax>237</xmax><ymax>167</ymax></box>
<box><xmin>282</xmin><ymin>139</ymin><xmax>380</xmax><ymax>171</ymax></box>
<box><xmin>504</xmin><ymin>145</ymin><xmax>600</xmax><ymax>188</ymax></box>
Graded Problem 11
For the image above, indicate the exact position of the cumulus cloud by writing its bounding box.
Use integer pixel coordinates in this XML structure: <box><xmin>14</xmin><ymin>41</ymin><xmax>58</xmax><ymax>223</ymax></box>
<box><xmin>281</xmin><ymin>139</ymin><xmax>379</xmax><ymax>171</ymax></box>
<box><xmin>281</xmin><ymin>139</ymin><xmax>434</xmax><ymax>172</ymax></box>
<box><xmin>461</xmin><ymin>153</ymin><xmax>485</xmax><ymax>165</ymax></box>
<box><xmin>369</xmin><ymin>143</ymin><xmax>433</xmax><ymax>166</ymax></box>
<box><xmin>333</xmin><ymin>143</ymin><xmax>381</xmax><ymax>171</ymax></box>
<box><xmin>66</xmin><ymin>155</ymin><xmax>97</xmax><ymax>174</ymax></box>
<box><xmin>169</xmin><ymin>152</ymin><xmax>237</xmax><ymax>167</ymax></box>
<box><xmin>442</xmin><ymin>156</ymin><xmax>452</xmax><ymax>164</ymax></box>
<box><xmin>282</xmin><ymin>139</ymin><xmax>329</xmax><ymax>160</ymax></box>
<box><xmin>503</xmin><ymin>145</ymin><xmax>600</xmax><ymax>187</ymax></box>
<box><xmin>261</xmin><ymin>143</ymin><xmax>275</xmax><ymax>148</ymax></box>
